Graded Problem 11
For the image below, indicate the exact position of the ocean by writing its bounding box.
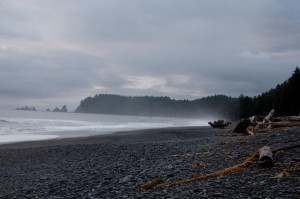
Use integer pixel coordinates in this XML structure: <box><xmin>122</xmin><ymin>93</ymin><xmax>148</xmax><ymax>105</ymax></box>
<box><xmin>0</xmin><ymin>110</ymin><xmax>209</xmax><ymax>144</ymax></box>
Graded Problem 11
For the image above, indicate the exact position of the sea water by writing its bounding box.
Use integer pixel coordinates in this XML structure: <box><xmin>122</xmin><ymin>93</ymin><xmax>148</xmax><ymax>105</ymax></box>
<box><xmin>0</xmin><ymin>110</ymin><xmax>209</xmax><ymax>144</ymax></box>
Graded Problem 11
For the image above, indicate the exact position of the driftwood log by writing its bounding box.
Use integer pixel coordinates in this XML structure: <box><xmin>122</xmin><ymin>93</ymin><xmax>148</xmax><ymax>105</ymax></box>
<box><xmin>263</xmin><ymin>109</ymin><xmax>274</xmax><ymax>123</ymax></box>
<box><xmin>258</xmin><ymin>146</ymin><xmax>273</xmax><ymax>167</ymax></box>
<box><xmin>231</xmin><ymin>109</ymin><xmax>299</xmax><ymax>135</ymax></box>
<box><xmin>270</xmin><ymin>121</ymin><xmax>300</xmax><ymax>128</ymax></box>
<box><xmin>246</xmin><ymin>126</ymin><xmax>255</xmax><ymax>135</ymax></box>
<box><xmin>260</xmin><ymin>109</ymin><xmax>275</xmax><ymax>128</ymax></box>
<box><xmin>287</xmin><ymin>116</ymin><xmax>300</xmax><ymax>121</ymax></box>
<box><xmin>233</xmin><ymin>119</ymin><xmax>252</xmax><ymax>134</ymax></box>
<box><xmin>273</xmin><ymin>116</ymin><xmax>300</xmax><ymax>122</ymax></box>
<box><xmin>232</xmin><ymin>109</ymin><xmax>275</xmax><ymax>135</ymax></box>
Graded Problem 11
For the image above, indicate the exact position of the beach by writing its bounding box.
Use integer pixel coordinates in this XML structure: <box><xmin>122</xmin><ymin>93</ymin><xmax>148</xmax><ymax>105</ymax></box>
<box><xmin>0</xmin><ymin>126</ymin><xmax>299</xmax><ymax>198</ymax></box>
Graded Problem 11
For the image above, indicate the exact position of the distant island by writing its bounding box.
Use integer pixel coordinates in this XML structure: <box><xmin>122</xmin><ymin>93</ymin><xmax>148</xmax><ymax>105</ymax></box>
<box><xmin>75</xmin><ymin>67</ymin><xmax>299</xmax><ymax>119</ymax></box>
<box><xmin>16</xmin><ymin>106</ymin><xmax>37</xmax><ymax>111</ymax></box>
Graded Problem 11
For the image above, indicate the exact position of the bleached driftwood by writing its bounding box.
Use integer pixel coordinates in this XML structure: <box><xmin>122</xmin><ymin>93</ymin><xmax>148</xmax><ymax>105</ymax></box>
<box><xmin>246</xmin><ymin>126</ymin><xmax>255</xmax><ymax>135</ymax></box>
<box><xmin>270</xmin><ymin>121</ymin><xmax>300</xmax><ymax>128</ymax></box>
<box><xmin>249</xmin><ymin>116</ymin><xmax>257</xmax><ymax>123</ymax></box>
<box><xmin>258</xmin><ymin>146</ymin><xmax>273</xmax><ymax>167</ymax></box>
<box><xmin>261</xmin><ymin>109</ymin><xmax>275</xmax><ymax>128</ymax></box>
<box><xmin>286</xmin><ymin>116</ymin><xmax>300</xmax><ymax>121</ymax></box>
<box><xmin>230</xmin><ymin>109</ymin><xmax>299</xmax><ymax>135</ymax></box>
<box><xmin>263</xmin><ymin>109</ymin><xmax>275</xmax><ymax>122</ymax></box>
<box><xmin>273</xmin><ymin>116</ymin><xmax>300</xmax><ymax>122</ymax></box>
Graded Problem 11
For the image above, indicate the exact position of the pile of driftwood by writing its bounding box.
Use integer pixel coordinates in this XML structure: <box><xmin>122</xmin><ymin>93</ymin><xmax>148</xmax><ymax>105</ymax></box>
<box><xmin>208</xmin><ymin>120</ymin><xmax>231</xmax><ymax>128</ymax></box>
<box><xmin>232</xmin><ymin>109</ymin><xmax>300</xmax><ymax>135</ymax></box>
<box><xmin>139</xmin><ymin>109</ymin><xmax>300</xmax><ymax>192</ymax></box>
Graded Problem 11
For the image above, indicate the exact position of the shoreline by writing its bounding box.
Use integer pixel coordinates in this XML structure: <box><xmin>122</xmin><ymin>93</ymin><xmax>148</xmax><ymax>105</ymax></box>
<box><xmin>0</xmin><ymin>126</ymin><xmax>299</xmax><ymax>198</ymax></box>
<box><xmin>0</xmin><ymin>126</ymin><xmax>213</xmax><ymax>149</ymax></box>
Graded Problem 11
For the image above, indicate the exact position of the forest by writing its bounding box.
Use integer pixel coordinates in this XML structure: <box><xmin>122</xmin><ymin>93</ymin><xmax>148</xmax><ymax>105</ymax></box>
<box><xmin>238</xmin><ymin>67</ymin><xmax>300</xmax><ymax>118</ymax></box>
<box><xmin>75</xmin><ymin>67</ymin><xmax>299</xmax><ymax>119</ymax></box>
<box><xmin>75</xmin><ymin>94</ymin><xmax>238</xmax><ymax>119</ymax></box>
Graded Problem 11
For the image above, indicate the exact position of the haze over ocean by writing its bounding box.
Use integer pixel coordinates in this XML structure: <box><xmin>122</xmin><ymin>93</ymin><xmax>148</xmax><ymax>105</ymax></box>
<box><xmin>0</xmin><ymin>109</ymin><xmax>209</xmax><ymax>143</ymax></box>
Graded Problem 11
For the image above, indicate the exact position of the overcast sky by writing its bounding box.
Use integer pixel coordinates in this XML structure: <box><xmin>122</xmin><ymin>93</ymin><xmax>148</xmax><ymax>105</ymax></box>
<box><xmin>1</xmin><ymin>0</ymin><xmax>299</xmax><ymax>111</ymax></box>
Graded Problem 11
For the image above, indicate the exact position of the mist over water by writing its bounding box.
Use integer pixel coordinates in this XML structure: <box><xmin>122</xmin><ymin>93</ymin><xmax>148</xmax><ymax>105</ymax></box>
<box><xmin>0</xmin><ymin>110</ymin><xmax>210</xmax><ymax>144</ymax></box>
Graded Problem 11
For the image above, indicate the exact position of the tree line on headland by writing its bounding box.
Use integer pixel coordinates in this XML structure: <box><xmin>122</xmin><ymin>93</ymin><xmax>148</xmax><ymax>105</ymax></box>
<box><xmin>75</xmin><ymin>94</ymin><xmax>238</xmax><ymax>119</ymax></box>
<box><xmin>75</xmin><ymin>67</ymin><xmax>299</xmax><ymax>120</ymax></box>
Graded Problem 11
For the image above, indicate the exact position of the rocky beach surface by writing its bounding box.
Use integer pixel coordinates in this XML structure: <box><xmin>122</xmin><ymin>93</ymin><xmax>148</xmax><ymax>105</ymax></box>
<box><xmin>0</xmin><ymin>126</ymin><xmax>299</xmax><ymax>198</ymax></box>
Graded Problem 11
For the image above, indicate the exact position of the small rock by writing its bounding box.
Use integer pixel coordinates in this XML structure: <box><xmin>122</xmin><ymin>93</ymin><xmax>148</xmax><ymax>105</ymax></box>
<box><xmin>119</xmin><ymin>175</ymin><xmax>133</xmax><ymax>183</ymax></box>
<box><xmin>165</xmin><ymin>165</ymin><xmax>174</xmax><ymax>170</ymax></box>
<box><xmin>225</xmin><ymin>185</ymin><xmax>231</xmax><ymax>189</ymax></box>
<box><xmin>213</xmin><ymin>192</ymin><xmax>222</xmax><ymax>196</ymax></box>
<box><xmin>139</xmin><ymin>170</ymin><xmax>147</xmax><ymax>174</ymax></box>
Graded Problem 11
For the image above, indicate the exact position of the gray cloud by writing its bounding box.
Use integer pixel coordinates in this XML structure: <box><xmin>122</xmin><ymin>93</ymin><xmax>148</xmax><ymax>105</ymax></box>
<box><xmin>0</xmin><ymin>0</ymin><xmax>299</xmax><ymax>110</ymax></box>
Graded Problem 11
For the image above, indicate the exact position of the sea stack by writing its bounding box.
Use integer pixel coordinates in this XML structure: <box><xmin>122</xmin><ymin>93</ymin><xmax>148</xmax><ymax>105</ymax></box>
<box><xmin>53</xmin><ymin>105</ymin><xmax>68</xmax><ymax>113</ymax></box>
<box><xmin>61</xmin><ymin>105</ymin><xmax>68</xmax><ymax>112</ymax></box>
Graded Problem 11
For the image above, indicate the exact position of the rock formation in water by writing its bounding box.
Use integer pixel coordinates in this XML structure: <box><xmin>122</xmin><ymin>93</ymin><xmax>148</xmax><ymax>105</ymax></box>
<box><xmin>16</xmin><ymin>106</ymin><xmax>37</xmax><ymax>111</ymax></box>
<box><xmin>53</xmin><ymin>105</ymin><xmax>68</xmax><ymax>113</ymax></box>
<box><xmin>61</xmin><ymin>105</ymin><xmax>68</xmax><ymax>112</ymax></box>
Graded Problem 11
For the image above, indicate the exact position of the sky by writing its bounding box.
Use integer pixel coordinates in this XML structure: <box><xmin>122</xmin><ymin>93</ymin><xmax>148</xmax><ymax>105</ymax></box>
<box><xmin>0</xmin><ymin>0</ymin><xmax>300</xmax><ymax>111</ymax></box>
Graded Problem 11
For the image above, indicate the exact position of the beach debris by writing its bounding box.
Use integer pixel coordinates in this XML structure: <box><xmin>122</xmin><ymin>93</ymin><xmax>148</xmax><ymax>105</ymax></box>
<box><xmin>246</xmin><ymin>126</ymin><xmax>255</xmax><ymax>136</ymax></box>
<box><xmin>230</xmin><ymin>109</ymin><xmax>300</xmax><ymax>135</ymax></box>
<box><xmin>139</xmin><ymin>179</ymin><xmax>162</xmax><ymax>192</ymax></box>
<box><xmin>208</xmin><ymin>120</ymin><xmax>231</xmax><ymax>128</ymax></box>
<box><xmin>139</xmin><ymin>151</ymin><xmax>258</xmax><ymax>191</ymax></box>
<box><xmin>262</xmin><ymin>109</ymin><xmax>275</xmax><ymax>127</ymax></box>
<box><xmin>232</xmin><ymin>119</ymin><xmax>252</xmax><ymax>134</ymax></box>
<box><xmin>274</xmin><ymin>161</ymin><xmax>300</xmax><ymax>178</ymax></box>
<box><xmin>139</xmin><ymin>136</ymin><xmax>300</xmax><ymax>192</ymax></box>
<box><xmin>275</xmin><ymin>170</ymin><xmax>290</xmax><ymax>178</ymax></box>
<box><xmin>249</xmin><ymin>115</ymin><xmax>257</xmax><ymax>123</ymax></box>
<box><xmin>258</xmin><ymin>146</ymin><xmax>273</xmax><ymax>167</ymax></box>
<box><xmin>270</xmin><ymin>121</ymin><xmax>300</xmax><ymax>128</ymax></box>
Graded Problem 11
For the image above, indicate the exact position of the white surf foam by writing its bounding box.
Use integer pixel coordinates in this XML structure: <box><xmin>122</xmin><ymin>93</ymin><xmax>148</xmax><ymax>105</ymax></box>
<box><xmin>0</xmin><ymin>110</ymin><xmax>209</xmax><ymax>143</ymax></box>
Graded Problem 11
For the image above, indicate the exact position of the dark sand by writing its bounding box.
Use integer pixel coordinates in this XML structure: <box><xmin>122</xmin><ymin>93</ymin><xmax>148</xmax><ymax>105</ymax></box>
<box><xmin>0</xmin><ymin>126</ymin><xmax>299</xmax><ymax>198</ymax></box>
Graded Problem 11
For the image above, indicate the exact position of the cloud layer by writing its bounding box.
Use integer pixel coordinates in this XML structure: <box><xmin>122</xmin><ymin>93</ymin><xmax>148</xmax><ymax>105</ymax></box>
<box><xmin>0</xmin><ymin>0</ymin><xmax>299</xmax><ymax>110</ymax></box>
